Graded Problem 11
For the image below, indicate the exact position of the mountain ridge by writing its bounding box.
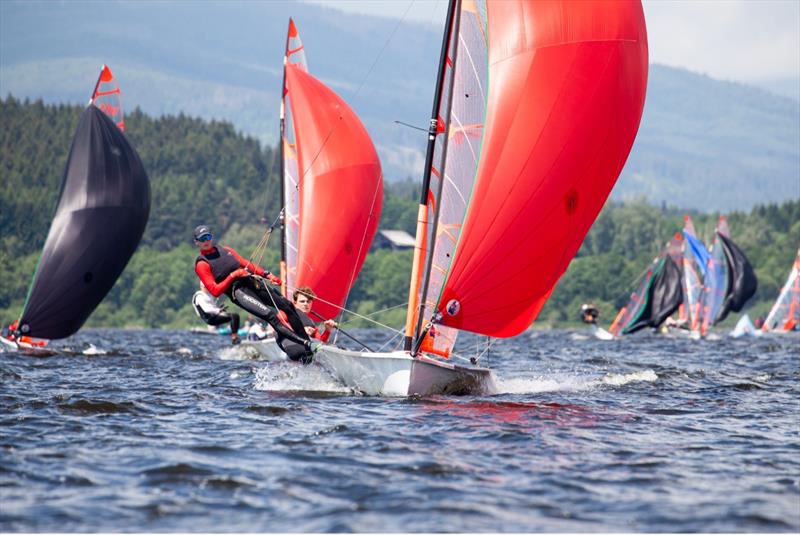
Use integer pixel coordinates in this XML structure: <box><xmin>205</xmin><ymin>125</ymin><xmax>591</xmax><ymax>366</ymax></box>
<box><xmin>1</xmin><ymin>0</ymin><xmax>797</xmax><ymax>212</ymax></box>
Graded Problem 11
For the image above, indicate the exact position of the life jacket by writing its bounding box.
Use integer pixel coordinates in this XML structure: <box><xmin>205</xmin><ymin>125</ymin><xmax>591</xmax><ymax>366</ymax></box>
<box><xmin>196</xmin><ymin>246</ymin><xmax>241</xmax><ymax>283</ymax></box>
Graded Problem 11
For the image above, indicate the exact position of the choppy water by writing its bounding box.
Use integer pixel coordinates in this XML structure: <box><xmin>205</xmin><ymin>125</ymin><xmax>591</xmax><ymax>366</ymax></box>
<box><xmin>1</xmin><ymin>327</ymin><xmax>798</xmax><ymax>532</ymax></box>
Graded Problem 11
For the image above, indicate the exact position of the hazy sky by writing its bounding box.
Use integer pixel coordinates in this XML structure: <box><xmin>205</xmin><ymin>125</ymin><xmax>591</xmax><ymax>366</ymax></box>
<box><xmin>304</xmin><ymin>0</ymin><xmax>800</xmax><ymax>84</ymax></box>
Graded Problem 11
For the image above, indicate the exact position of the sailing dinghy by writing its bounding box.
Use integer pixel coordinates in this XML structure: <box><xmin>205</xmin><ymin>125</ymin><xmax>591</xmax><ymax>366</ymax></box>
<box><xmin>608</xmin><ymin>234</ymin><xmax>684</xmax><ymax>339</ymax></box>
<box><xmin>243</xmin><ymin>19</ymin><xmax>382</xmax><ymax>360</ymax></box>
<box><xmin>699</xmin><ymin>216</ymin><xmax>757</xmax><ymax>337</ymax></box>
<box><xmin>1</xmin><ymin>65</ymin><xmax>150</xmax><ymax>353</ymax></box>
<box><xmin>761</xmin><ymin>249</ymin><xmax>799</xmax><ymax>333</ymax></box>
<box><xmin>312</xmin><ymin>0</ymin><xmax>649</xmax><ymax>395</ymax></box>
<box><xmin>676</xmin><ymin>216</ymin><xmax>706</xmax><ymax>338</ymax></box>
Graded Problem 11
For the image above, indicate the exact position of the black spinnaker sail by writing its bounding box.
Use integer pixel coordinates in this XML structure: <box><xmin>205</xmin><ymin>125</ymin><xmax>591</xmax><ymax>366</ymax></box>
<box><xmin>17</xmin><ymin>98</ymin><xmax>150</xmax><ymax>339</ymax></box>
<box><xmin>622</xmin><ymin>255</ymin><xmax>683</xmax><ymax>335</ymax></box>
<box><xmin>610</xmin><ymin>234</ymin><xmax>685</xmax><ymax>336</ymax></box>
<box><xmin>715</xmin><ymin>232</ymin><xmax>758</xmax><ymax>323</ymax></box>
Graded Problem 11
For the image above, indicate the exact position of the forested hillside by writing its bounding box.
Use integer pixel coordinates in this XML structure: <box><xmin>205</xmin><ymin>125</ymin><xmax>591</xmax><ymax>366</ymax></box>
<box><xmin>2</xmin><ymin>0</ymin><xmax>798</xmax><ymax>211</ymax></box>
<box><xmin>1</xmin><ymin>98</ymin><xmax>797</xmax><ymax>332</ymax></box>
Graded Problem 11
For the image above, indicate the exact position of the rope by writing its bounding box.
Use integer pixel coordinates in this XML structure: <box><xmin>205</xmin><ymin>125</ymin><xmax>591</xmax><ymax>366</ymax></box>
<box><xmin>248</xmin><ymin>211</ymin><xmax>282</xmax><ymax>268</ymax></box>
<box><xmin>283</xmin><ymin>280</ymin><xmax>405</xmax><ymax>334</ymax></box>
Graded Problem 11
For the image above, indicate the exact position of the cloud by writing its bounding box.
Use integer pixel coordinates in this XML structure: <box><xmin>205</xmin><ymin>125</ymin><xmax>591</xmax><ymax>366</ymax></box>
<box><xmin>643</xmin><ymin>0</ymin><xmax>800</xmax><ymax>82</ymax></box>
<box><xmin>305</xmin><ymin>0</ymin><xmax>799</xmax><ymax>84</ymax></box>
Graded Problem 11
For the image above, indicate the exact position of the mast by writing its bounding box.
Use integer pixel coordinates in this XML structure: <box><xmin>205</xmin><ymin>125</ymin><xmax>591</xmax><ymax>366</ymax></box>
<box><xmin>278</xmin><ymin>19</ymin><xmax>292</xmax><ymax>294</ymax></box>
<box><xmin>89</xmin><ymin>65</ymin><xmax>106</xmax><ymax>105</ymax></box>
<box><xmin>412</xmin><ymin>0</ymin><xmax>462</xmax><ymax>355</ymax></box>
<box><xmin>403</xmin><ymin>0</ymin><xmax>460</xmax><ymax>352</ymax></box>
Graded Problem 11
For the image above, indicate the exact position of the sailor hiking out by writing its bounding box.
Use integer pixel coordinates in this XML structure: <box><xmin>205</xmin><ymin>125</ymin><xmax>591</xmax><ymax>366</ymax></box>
<box><xmin>192</xmin><ymin>225</ymin><xmax>315</xmax><ymax>359</ymax></box>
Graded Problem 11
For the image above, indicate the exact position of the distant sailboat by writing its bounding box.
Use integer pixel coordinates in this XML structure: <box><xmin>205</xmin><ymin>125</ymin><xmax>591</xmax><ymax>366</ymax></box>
<box><xmin>244</xmin><ymin>19</ymin><xmax>382</xmax><ymax>358</ymax></box>
<box><xmin>761</xmin><ymin>249</ymin><xmax>800</xmax><ymax>333</ymax></box>
<box><xmin>2</xmin><ymin>65</ymin><xmax>150</xmax><ymax>352</ymax></box>
<box><xmin>608</xmin><ymin>234</ymin><xmax>684</xmax><ymax>337</ymax></box>
<box><xmin>699</xmin><ymin>216</ymin><xmax>758</xmax><ymax>336</ymax></box>
<box><xmin>313</xmin><ymin>0</ymin><xmax>649</xmax><ymax>395</ymax></box>
<box><xmin>678</xmin><ymin>215</ymin><xmax>706</xmax><ymax>336</ymax></box>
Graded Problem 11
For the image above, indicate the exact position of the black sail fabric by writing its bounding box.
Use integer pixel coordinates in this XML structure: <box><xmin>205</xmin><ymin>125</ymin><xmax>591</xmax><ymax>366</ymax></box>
<box><xmin>624</xmin><ymin>256</ymin><xmax>683</xmax><ymax>335</ymax></box>
<box><xmin>623</xmin><ymin>259</ymin><xmax>661</xmax><ymax>335</ymax></box>
<box><xmin>648</xmin><ymin>255</ymin><xmax>683</xmax><ymax>329</ymax></box>
<box><xmin>18</xmin><ymin>105</ymin><xmax>150</xmax><ymax>339</ymax></box>
<box><xmin>717</xmin><ymin>232</ymin><xmax>758</xmax><ymax>323</ymax></box>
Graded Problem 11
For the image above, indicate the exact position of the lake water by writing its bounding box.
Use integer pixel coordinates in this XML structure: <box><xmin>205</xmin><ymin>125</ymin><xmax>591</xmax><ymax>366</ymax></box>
<box><xmin>1</xmin><ymin>327</ymin><xmax>798</xmax><ymax>532</ymax></box>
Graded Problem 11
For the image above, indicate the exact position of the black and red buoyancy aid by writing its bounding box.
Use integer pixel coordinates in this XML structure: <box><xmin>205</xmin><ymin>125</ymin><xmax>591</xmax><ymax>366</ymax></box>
<box><xmin>196</xmin><ymin>247</ymin><xmax>241</xmax><ymax>283</ymax></box>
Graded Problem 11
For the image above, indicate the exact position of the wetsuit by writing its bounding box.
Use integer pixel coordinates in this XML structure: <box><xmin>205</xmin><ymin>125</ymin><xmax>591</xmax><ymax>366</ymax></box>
<box><xmin>195</xmin><ymin>245</ymin><xmax>310</xmax><ymax>349</ymax></box>
<box><xmin>277</xmin><ymin>309</ymin><xmax>331</xmax><ymax>363</ymax></box>
<box><xmin>192</xmin><ymin>291</ymin><xmax>240</xmax><ymax>334</ymax></box>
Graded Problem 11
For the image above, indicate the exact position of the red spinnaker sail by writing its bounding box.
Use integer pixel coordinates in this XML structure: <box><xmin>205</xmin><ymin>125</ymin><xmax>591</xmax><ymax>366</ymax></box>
<box><xmin>437</xmin><ymin>0</ymin><xmax>649</xmax><ymax>337</ymax></box>
<box><xmin>285</xmin><ymin>64</ymin><xmax>383</xmax><ymax>320</ymax></box>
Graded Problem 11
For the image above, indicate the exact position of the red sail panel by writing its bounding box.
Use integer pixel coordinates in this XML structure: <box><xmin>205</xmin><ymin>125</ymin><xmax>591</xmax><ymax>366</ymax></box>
<box><xmin>285</xmin><ymin>64</ymin><xmax>383</xmax><ymax>320</ymax></box>
<box><xmin>90</xmin><ymin>65</ymin><xmax>124</xmax><ymax>131</ymax></box>
<box><xmin>763</xmin><ymin>250</ymin><xmax>800</xmax><ymax>332</ymax></box>
<box><xmin>436</xmin><ymin>0</ymin><xmax>649</xmax><ymax>337</ymax></box>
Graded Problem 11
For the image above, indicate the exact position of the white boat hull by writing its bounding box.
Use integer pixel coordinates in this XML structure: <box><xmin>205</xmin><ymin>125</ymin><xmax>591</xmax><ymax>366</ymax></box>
<box><xmin>313</xmin><ymin>345</ymin><xmax>496</xmax><ymax>397</ymax></box>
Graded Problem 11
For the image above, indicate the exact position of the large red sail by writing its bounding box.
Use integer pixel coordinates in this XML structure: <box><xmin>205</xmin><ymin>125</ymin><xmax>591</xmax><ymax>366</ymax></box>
<box><xmin>285</xmin><ymin>64</ymin><xmax>382</xmax><ymax>320</ymax></box>
<box><xmin>436</xmin><ymin>0</ymin><xmax>648</xmax><ymax>337</ymax></box>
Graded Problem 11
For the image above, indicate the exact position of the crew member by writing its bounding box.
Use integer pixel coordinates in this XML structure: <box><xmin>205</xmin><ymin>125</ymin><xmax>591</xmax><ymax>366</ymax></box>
<box><xmin>277</xmin><ymin>287</ymin><xmax>337</xmax><ymax>362</ymax></box>
<box><xmin>192</xmin><ymin>283</ymin><xmax>242</xmax><ymax>345</ymax></box>
<box><xmin>192</xmin><ymin>224</ymin><xmax>313</xmax><ymax>357</ymax></box>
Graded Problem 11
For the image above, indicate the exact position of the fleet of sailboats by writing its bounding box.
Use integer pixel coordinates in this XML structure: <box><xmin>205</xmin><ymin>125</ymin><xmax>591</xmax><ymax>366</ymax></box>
<box><xmin>603</xmin><ymin>214</ymin><xmax>765</xmax><ymax>340</ymax></box>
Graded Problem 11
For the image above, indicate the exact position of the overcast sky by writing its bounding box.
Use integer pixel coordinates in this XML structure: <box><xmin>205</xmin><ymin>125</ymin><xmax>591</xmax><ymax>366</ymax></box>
<box><xmin>304</xmin><ymin>0</ymin><xmax>800</xmax><ymax>84</ymax></box>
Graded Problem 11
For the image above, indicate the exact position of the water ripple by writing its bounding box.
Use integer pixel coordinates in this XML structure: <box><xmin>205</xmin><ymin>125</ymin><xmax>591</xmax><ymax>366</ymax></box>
<box><xmin>0</xmin><ymin>327</ymin><xmax>797</xmax><ymax>532</ymax></box>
